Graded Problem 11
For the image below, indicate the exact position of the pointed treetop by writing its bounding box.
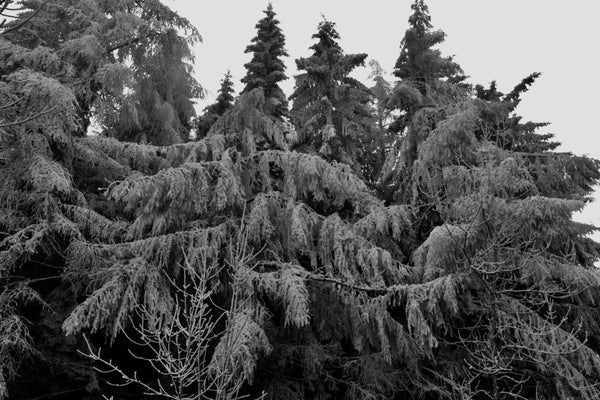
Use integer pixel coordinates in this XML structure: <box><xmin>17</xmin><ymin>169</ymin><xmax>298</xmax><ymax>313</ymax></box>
<box><xmin>309</xmin><ymin>18</ymin><xmax>342</xmax><ymax>57</ymax></box>
<box><xmin>408</xmin><ymin>0</ymin><xmax>433</xmax><ymax>34</ymax></box>
<box><xmin>195</xmin><ymin>70</ymin><xmax>236</xmax><ymax>139</ymax></box>
<box><xmin>241</xmin><ymin>2</ymin><xmax>289</xmax><ymax>118</ymax></box>
<box><xmin>393</xmin><ymin>0</ymin><xmax>462</xmax><ymax>84</ymax></box>
<box><xmin>210</xmin><ymin>69</ymin><xmax>235</xmax><ymax>116</ymax></box>
<box><xmin>266</xmin><ymin>2</ymin><xmax>275</xmax><ymax>15</ymax></box>
<box><xmin>290</xmin><ymin>17</ymin><xmax>371</xmax><ymax>171</ymax></box>
<box><xmin>368</xmin><ymin>59</ymin><xmax>392</xmax><ymax>100</ymax></box>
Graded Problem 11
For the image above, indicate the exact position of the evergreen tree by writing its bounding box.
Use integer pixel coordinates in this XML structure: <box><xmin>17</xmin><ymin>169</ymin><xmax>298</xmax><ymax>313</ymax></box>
<box><xmin>0</xmin><ymin>1</ymin><xmax>202</xmax><ymax>396</ymax></box>
<box><xmin>474</xmin><ymin>73</ymin><xmax>558</xmax><ymax>153</ymax></box>
<box><xmin>377</xmin><ymin>5</ymin><xmax>600</xmax><ymax>392</ymax></box>
<box><xmin>209</xmin><ymin>70</ymin><xmax>236</xmax><ymax>117</ymax></box>
<box><xmin>391</xmin><ymin>0</ymin><xmax>466</xmax><ymax>109</ymax></box>
<box><xmin>120</xmin><ymin>27</ymin><xmax>203</xmax><ymax>144</ymax></box>
<box><xmin>289</xmin><ymin>19</ymin><xmax>372</xmax><ymax>172</ymax></box>
<box><xmin>394</xmin><ymin>87</ymin><xmax>600</xmax><ymax>399</ymax></box>
<box><xmin>196</xmin><ymin>70</ymin><xmax>235</xmax><ymax>139</ymax></box>
<box><xmin>360</xmin><ymin>59</ymin><xmax>395</xmax><ymax>186</ymax></box>
<box><xmin>380</xmin><ymin>0</ymin><xmax>468</xmax><ymax>204</ymax></box>
<box><xmin>6</xmin><ymin>0</ymin><xmax>202</xmax><ymax>145</ymax></box>
<box><xmin>241</xmin><ymin>3</ymin><xmax>289</xmax><ymax>118</ymax></box>
<box><xmin>65</xmin><ymin>89</ymin><xmax>600</xmax><ymax>400</ymax></box>
<box><xmin>1</xmin><ymin>2</ymin><xmax>600</xmax><ymax>400</ymax></box>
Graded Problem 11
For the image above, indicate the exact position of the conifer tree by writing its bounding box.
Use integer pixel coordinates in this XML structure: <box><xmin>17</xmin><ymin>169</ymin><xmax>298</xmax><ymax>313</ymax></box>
<box><xmin>391</xmin><ymin>0</ymin><xmax>466</xmax><ymax>110</ymax></box>
<box><xmin>397</xmin><ymin>88</ymin><xmax>600</xmax><ymax>398</ymax></box>
<box><xmin>1</xmin><ymin>2</ymin><xmax>600</xmax><ymax>400</ymax></box>
<box><xmin>376</xmin><ymin>5</ymin><xmax>600</xmax><ymax>392</ymax></box>
<box><xmin>0</xmin><ymin>1</ymin><xmax>202</xmax><ymax>396</ymax></box>
<box><xmin>289</xmin><ymin>19</ymin><xmax>372</xmax><ymax>172</ymax></box>
<box><xmin>380</xmin><ymin>0</ymin><xmax>468</xmax><ymax>205</ymax></box>
<box><xmin>474</xmin><ymin>73</ymin><xmax>558</xmax><ymax>154</ymax></box>
<box><xmin>118</xmin><ymin>28</ymin><xmax>203</xmax><ymax>144</ymax></box>
<box><xmin>241</xmin><ymin>3</ymin><xmax>289</xmax><ymax>118</ymax></box>
<box><xmin>209</xmin><ymin>70</ymin><xmax>236</xmax><ymax>117</ymax></box>
<box><xmin>7</xmin><ymin>0</ymin><xmax>202</xmax><ymax>144</ymax></box>
<box><xmin>196</xmin><ymin>70</ymin><xmax>236</xmax><ymax>139</ymax></box>
<box><xmin>360</xmin><ymin>59</ymin><xmax>395</xmax><ymax>185</ymax></box>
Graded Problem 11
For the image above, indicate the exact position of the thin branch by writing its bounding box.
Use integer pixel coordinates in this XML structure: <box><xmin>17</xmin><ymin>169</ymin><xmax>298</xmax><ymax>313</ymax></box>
<box><xmin>106</xmin><ymin>30</ymin><xmax>159</xmax><ymax>53</ymax></box>
<box><xmin>24</xmin><ymin>387</ymin><xmax>87</xmax><ymax>400</ymax></box>
<box><xmin>307</xmin><ymin>274</ymin><xmax>388</xmax><ymax>295</ymax></box>
<box><xmin>0</xmin><ymin>0</ymin><xmax>47</xmax><ymax>36</ymax></box>
<box><xmin>0</xmin><ymin>105</ymin><xmax>57</xmax><ymax>128</ymax></box>
<box><xmin>0</xmin><ymin>95</ymin><xmax>24</xmax><ymax>110</ymax></box>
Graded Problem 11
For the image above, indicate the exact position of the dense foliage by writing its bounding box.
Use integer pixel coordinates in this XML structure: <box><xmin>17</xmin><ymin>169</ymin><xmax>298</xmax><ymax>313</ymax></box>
<box><xmin>4</xmin><ymin>0</ymin><xmax>202</xmax><ymax>144</ymax></box>
<box><xmin>241</xmin><ymin>3</ymin><xmax>289</xmax><ymax>119</ymax></box>
<box><xmin>195</xmin><ymin>70</ymin><xmax>235</xmax><ymax>139</ymax></box>
<box><xmin>289</xmin><ymin>19</ymin><xmax>372</xmax><ymax>175</ymax></box>
<box><xmin>1</xmin><ymin>1</ymin><xmax>599</xmax><ymax>399</ymax></box>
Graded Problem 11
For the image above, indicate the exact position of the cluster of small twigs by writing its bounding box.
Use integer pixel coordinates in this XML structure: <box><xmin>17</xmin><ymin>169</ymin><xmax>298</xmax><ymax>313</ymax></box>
<box><xmin>83</xmin><ymin>226</ymin><xmax>266</xmax><ymax>400</ymax></box>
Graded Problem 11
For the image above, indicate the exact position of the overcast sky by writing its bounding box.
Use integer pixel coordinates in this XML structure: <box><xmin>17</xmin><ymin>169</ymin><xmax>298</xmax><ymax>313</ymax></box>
<box><xmin>167</xmin><ymin>0</ymin><xmax>600</xmax><ymax>240</ymax></box>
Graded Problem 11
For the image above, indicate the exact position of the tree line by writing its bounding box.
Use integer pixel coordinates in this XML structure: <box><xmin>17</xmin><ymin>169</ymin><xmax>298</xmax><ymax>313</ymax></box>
<box><xmin>1</xmin><ymin>0</ymin><xmax>600</xmax><ymax>399</ymax></box>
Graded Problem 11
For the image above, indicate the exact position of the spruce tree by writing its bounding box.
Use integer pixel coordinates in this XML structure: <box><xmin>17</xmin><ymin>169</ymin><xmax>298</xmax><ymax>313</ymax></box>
<box><xmin>209</xmin><ymin>70</ymin><xmax>236</xmax><ymax>116</ymax></box>
<box><xmin>196</xmin><ymin>70</ymin><xmax>235</xmax><ymax>139</ymax></box>
<box><xmin>241</xmin><ymin>3</ymin><xmax>289</xmax><ymax>118</ymax></box>
<box><xmin>380</xmin><ymin>0</ymin><xmax>468</xmax><ymax>205</ymax></box>
<box><xmin>289</xmin><ymin>19</ymin><xmax>372</xmax><ymax>172</ymax></box>
<box><xmin>392</xmin><ymin>0</ymin><xmax>466</xmax><ymax>103</ymax></box>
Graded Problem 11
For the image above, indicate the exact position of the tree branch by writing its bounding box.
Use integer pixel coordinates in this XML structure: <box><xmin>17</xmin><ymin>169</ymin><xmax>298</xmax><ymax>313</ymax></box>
<box><xmin>106</xmin><ymin>30</ymin><xmax>158</xmax><ymax>54</ymax></box>
<box><xmin>0</xmin><ymin>0</ymin><xmax>47</xmax><ymax>36</ymax></box>
<box><xmin>308</xmin><ymin>274</ymin><xmax>389</xmax><ymax>295</ymax></box>
<box><xmin>0</xmin><ymin>105</ymin><xmax>56</xmax><ymax>128</ymax></box>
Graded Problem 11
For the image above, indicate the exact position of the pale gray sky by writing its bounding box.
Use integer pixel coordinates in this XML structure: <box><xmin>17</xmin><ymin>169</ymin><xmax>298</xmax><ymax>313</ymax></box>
<box><xmin>168</xmin><ymin>0</ymin><xmax>600</xmax><ymax>240</ymax></box>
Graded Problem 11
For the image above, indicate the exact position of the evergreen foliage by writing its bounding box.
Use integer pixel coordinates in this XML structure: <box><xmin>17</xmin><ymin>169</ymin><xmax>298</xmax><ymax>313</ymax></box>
<box><xmin>362</xmin><ymin>59</ymin><xmax>396</xmax><ymax>184</ymax></box>
<box><xmin>241</xmin><ymin>3</ymin><xmax>289</xmax><ymax>119</ymax></box>
<box><xmin>289</xmin><ymin>19</ymin><xmax>372</xmax><ymax>174</ymax></box>
<box><xmin>391</xmin><ymin>0</ymin><xmax>466</xmax><ymax>104</ymax></box>
<box><xmin>5</xmin><ymin>0</ymin><xmax>202</xmax><ymax>144</ymax></box>
<box><xmin>379</xmin><ymin>0</ymin><xmax>468</xmax><ymax>199</ymax></box>
<box><xmin>196</xmin><ymin>70</ymin><xmax>236</xmax><ymax>139</ymax></box>
<box><xmin>377</xmin><ymin>29</ymin><xmax>600</xmax><ymax>396</ymax></box>
<box><xmin>1</xmin><ymin>1</ymin><xmax>600</xmax><ymax>399</ymax></box>
<box><xmin>380</xmin><ymin>0</ymin><xmax>469</xmax><ymax>204</ymax></box>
